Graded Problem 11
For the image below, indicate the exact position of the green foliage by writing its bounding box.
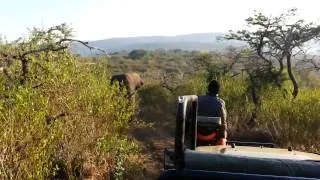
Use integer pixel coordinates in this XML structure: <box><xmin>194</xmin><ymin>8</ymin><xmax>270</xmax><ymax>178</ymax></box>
<box><xmin>0</xmin><ymin>85</ymin><xmax>64</xmax><ymax>179</ymax></box>
<box><xmin>97</xmin><ymin>135</ymin><xmax>140</xmax><ymax>180</ymax></box>
<box><xmin>0</xmin><ymin>24</ymin><xmax>143</xmax><ymax>179</ymax></box>
<box><xmin>219</xmin><ymin>76</ymin><xmax>254</xmax><ymax>122</ymax></box>
<box><xmin>175</xmin><ymin>72</ymin><xmax>208</xmax><ymax>96</ymax></box>
<box><xmin>128</xmin><ymin>49</ymin><xmax>148</xmax><ymax>60</ymax></box>
<box><xmin>139</xmin><ymin>84</ymin><xmax>173</xmax><ymax>107</ymax></box>
<box><xmin>259</xmin><ymin>88</ymin><xmax>320</xmax><ymax>151</ymax></box>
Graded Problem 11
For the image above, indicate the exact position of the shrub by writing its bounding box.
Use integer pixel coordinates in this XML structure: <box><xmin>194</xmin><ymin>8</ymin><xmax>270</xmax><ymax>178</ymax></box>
<box><xmin>259</xmin><ymin>87</ymin><xmax>320</xmax><ymax>152</ymax></box>
<box><xmin>0</xmin><ymin>25</ymin><xmax>143</xmax><ymax>179</ymax></box>
<box><xmin>128</xmin><ymin>49</ymin><xmax>148</xmax><ymax>60</ymax></box>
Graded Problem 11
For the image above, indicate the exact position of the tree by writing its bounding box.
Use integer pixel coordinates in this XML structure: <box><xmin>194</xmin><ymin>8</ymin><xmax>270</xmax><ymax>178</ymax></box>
<box><xmin>225</xmin><ymin>8</ymin><xmax>320</xmax><ymax>98</ymax></box>
<box><xmin>0</xmin><ymin>23</ymin><xmax>107</xmax><ymax>85</ymax></box>
<box><xmin>128</xmin><ymin>49</ymin><xmax>147</xmax><ymax>60</ymax></box>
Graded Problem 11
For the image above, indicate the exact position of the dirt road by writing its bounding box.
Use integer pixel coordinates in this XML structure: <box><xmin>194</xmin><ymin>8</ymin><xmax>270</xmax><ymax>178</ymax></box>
<box><xmin>129</xmin><ymin>126</ymin><xmax>174</xmax><ymax>179</ymax></box>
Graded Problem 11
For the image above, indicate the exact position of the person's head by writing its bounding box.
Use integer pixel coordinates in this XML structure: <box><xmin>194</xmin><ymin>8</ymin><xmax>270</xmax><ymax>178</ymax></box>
<box><xmin>207</xmin><ymin>79</ymin><xmax>220</xmax><ymax>95</ymax></box>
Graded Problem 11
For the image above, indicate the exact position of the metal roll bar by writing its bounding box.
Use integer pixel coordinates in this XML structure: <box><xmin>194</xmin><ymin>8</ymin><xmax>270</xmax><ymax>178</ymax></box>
<box><xmin>174</xmin><ymin>95</ymin><xmax>198</xmax><ymax>170</ymax></box>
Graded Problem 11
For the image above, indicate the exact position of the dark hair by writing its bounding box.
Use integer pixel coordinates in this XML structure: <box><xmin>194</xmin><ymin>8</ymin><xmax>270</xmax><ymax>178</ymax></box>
<box><xmin>207</xmin><ymin>79</ymin><xmax>220</xmax><ymax>95</ymax></box>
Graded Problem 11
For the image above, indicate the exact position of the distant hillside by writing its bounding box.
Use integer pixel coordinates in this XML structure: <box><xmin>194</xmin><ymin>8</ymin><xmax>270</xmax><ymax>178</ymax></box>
<box><xmin>70</xmin><ymin>33</ymin><xmax>247</xmax><ymax>56</ymax></box>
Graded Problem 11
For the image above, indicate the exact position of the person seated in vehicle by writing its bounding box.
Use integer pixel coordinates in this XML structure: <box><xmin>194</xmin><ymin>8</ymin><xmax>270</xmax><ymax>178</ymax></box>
<box><xmin>196</xmin><ymin>79</ymin><xmax>227</xmax><ymax>146</ymax></box>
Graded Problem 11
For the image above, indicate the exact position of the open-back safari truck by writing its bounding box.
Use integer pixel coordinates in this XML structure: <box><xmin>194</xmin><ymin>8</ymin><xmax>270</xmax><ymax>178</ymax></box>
<box><xmin>159</xmin><ymin>95</ymin><xmax>320</xmax><ymax>179</ymax></box>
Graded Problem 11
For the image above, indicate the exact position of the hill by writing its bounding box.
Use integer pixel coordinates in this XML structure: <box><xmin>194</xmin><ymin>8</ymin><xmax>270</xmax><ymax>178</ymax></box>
<box><xmin>70</xmin><ymin>33</ymin><xmax>246</xmax><ymax>56</ymax></box>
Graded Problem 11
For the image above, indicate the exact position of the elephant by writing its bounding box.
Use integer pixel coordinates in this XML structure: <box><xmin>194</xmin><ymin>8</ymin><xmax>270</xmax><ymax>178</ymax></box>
<box><xmin>110</xmin><ymin>72</ymin><xmax>144</xmax><ymax>98</ymax></box>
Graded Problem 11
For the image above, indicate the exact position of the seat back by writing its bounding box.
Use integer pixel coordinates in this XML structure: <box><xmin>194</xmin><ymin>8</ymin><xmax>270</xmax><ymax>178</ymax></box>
<box><xmin>197</xmin><ymin>116</ymin><xmax>221</xmax><ymax>135</ymax></box>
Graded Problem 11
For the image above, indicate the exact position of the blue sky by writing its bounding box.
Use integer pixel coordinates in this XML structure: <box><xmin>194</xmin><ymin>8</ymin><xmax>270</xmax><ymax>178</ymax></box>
<box><xmin>1</xmin><ymin>0</ymin><xmax>319</xmax><ymax>41</ymax></box>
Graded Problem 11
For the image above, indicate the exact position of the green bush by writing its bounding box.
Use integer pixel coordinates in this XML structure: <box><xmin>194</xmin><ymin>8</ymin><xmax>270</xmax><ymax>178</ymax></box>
<box><xmin>128</xmin><ymin>49</ymin><xmax>148</xmax><ymax>60</ymax></box>
<box><xmin>0</xmin><ymin>25</ymin><xmax>142</xmax><ymax>179</ymax></box>
<box><xmin>259</xmin><ymin>88</ymin><xmax>320</xmax><ymax>152</ymax></box>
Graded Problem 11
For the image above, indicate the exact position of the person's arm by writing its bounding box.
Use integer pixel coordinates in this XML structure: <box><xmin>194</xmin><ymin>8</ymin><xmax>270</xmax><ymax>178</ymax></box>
<box><xmin>219</xmin><ymin>100</ymin><xmax>227</xmax><ymax>139</ymax></box>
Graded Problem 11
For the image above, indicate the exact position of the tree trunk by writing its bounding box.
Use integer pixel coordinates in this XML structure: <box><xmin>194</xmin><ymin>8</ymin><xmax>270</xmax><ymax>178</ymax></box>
<box><xmin>276</xmin><ymin>59</ymin><xmax>284</xmax><ymax>88</ymax></box>
<box><xmin>247</xmin><ymin>73</ymin><xmax>260</xmax><ymax>130</ymax></box>
<box><xmin>248</xmin><ymin>73</ymin><xmax>260</xmax><ymax>106</ymax></box>
<box><xmin>20</xmin><ymin>59</ymin><xmax>29</xmax><ymax>84</ymax></box>
<box><xmin>286</xmin><ymin>54</ymin><xmax>298</xmax><ymax>98</ymax></box>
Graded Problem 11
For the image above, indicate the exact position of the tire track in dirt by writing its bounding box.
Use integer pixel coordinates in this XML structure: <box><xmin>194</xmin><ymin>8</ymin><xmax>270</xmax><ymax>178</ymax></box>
<box><xmin>129</xmin><ymin>126</ymin><xmax>174</xmax><ymax>180</ymax></box>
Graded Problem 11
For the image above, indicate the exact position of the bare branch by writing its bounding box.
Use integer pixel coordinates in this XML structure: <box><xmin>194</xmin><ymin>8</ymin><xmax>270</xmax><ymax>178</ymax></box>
<box><xmin>21</xmin><ymin>46</ymin><xmax>67</xmax><ymax>58</ymax></box>
<box><xmin>160</xmin><ymin>73</ymin><xmax>177</xmax><ymax>93</ymax></box>
<box><xmin>59</xmin><ymin>39</ymin><xmax>110</xmax><ymax>57</ymax></box>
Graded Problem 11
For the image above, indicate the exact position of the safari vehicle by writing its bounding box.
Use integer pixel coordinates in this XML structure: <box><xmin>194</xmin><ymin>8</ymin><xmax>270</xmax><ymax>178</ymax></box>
<box><xmin>159</xmin><ymin>95</ymin><xmax>320</xmax><ymax>180</ymax></box>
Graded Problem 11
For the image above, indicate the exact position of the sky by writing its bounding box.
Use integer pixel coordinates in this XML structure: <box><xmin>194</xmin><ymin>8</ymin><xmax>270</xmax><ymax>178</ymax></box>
<box><xmin>1</xmin><ymin>0</ymin><xmax>320</xmax><ymax>41</ymax></box>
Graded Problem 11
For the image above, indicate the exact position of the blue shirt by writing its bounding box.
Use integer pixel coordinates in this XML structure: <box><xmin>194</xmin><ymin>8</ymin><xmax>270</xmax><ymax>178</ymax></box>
<box><xmin>198</xmin><ymin>95</ymin><xmax>225</xmax><ymax>117</ymax></box>
<box><xmin>197</xmin><ymin>94</ymin><xmax>228</xmax><ymax>138</ymax></box>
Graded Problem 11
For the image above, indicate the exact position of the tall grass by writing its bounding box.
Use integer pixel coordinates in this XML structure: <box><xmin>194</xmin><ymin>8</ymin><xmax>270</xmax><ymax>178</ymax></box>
<box><xmin>260</xmin><ymin>87</ymin><xmax>320</xmax><ymax>152</ymax></box>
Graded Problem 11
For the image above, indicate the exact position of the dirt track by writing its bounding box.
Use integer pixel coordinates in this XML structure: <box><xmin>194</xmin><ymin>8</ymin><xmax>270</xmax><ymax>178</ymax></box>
<box><xmin>129</xmin><ymin>126</ymin><xmax>174</xmax><ymax>179</ymax></box>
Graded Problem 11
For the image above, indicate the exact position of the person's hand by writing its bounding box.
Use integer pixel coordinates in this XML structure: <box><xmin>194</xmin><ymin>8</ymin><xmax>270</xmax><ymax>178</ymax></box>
<box><xmin>216</xmin><ymin>138</ymin><xmax>227</xmax><ymax>146</ymax></box>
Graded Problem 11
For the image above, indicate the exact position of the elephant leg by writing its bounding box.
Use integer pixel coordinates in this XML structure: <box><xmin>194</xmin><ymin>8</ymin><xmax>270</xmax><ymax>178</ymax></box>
<box><xmin>127</xmin><ymin>94</ymin><xmax>139</xmax><ymax>124</ymax></box>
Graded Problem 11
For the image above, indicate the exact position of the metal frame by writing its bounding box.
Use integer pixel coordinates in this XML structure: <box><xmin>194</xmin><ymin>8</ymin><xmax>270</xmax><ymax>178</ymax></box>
<box><xmin>174</xmin><ymin>95</ymin><xmax>198</xmax><ymax>170</ymax></box>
